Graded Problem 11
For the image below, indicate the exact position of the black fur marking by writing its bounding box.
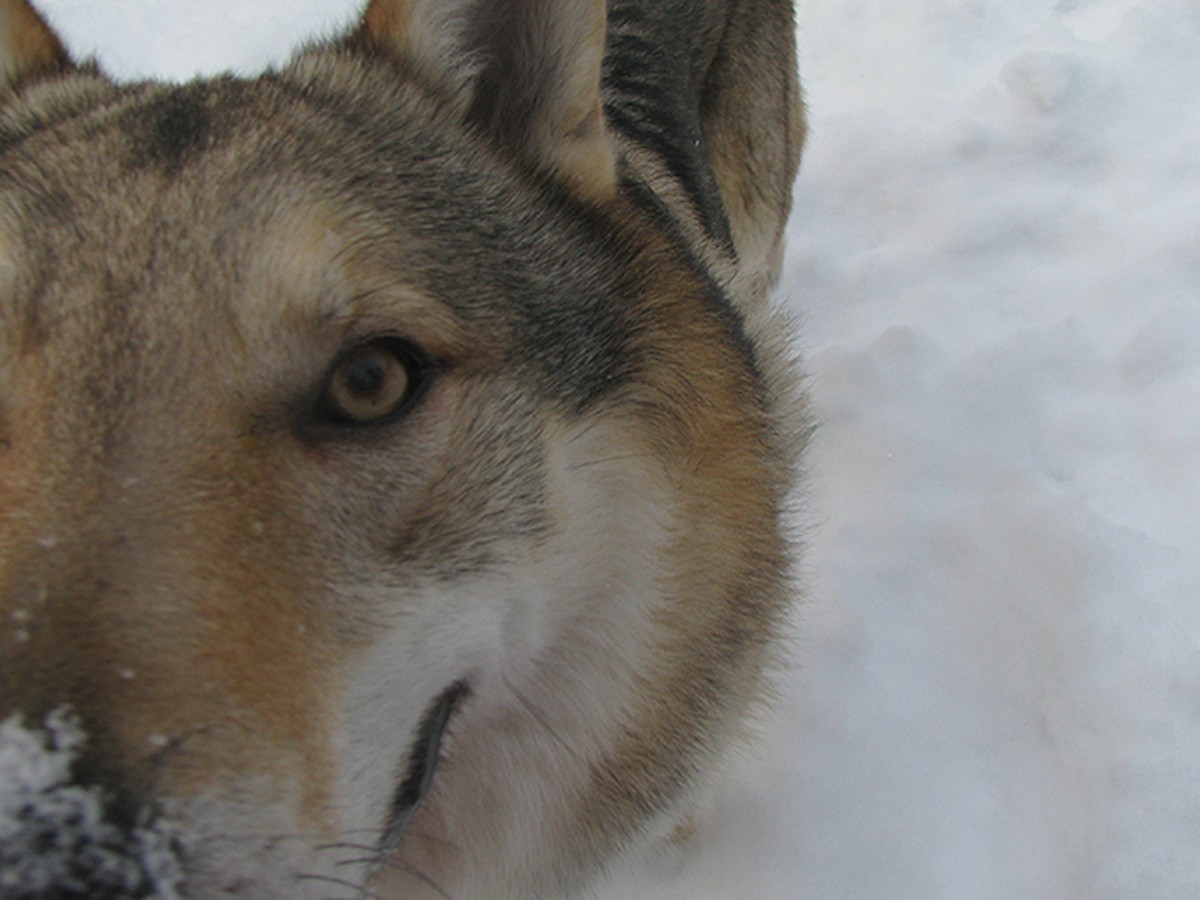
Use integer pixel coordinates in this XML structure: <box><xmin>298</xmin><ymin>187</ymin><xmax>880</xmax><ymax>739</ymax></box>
<box><xmin>603</xmin><ymin>2</ymin><xmax>737</xmax><ymax>255</ymax></box>
<box><xmin>133</xmin><ymin>85</ymin><xmax>213</xmax><ymax>173</ymax></box>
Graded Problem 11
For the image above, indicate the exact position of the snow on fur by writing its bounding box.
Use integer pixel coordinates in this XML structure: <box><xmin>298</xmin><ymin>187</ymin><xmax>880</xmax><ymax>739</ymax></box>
<box><xmin>0</xmin><ymin>711</ymin><xmax>182</xmax><ymax>899</ymax></box>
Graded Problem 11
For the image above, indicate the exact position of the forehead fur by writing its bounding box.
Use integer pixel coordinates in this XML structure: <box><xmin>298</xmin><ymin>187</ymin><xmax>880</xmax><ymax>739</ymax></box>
<box><xmin>0</xmin><ymin>67</ymin><xmax>474</xmax><ymax>326</ymax></box>
<box><xmin>0</xmin><ymin>217</ymin><xmax>14</xmax><ymax>295</ymax></box>
<box><xmin>242</xmin><ymin>201</ymin><xmax>476</xmax><ymax>365</ymax></box>
<box><xmin>5</xmin><ymin>4</ymin><xmax>772</xmax><ymax>447</ymax></box>
<box><xmin>0</xmin><ymin>55</ymin><xmax>641</xmax><ymax>411</ymax></box>
<box><xmin>0</xmin><ymin>209</ymin><xmax>42</xmax><ymax>360</ymax></box>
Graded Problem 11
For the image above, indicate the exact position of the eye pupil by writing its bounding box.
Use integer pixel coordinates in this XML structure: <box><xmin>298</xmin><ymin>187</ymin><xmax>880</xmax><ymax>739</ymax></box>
<box><xmin>343</xmin><ymin>356</ymin><xmax>386</xmax><ymax>397</ymax></box>
<box><xmin>325</xmin><ymin>340</ymin><xmax>420</xmax><ymax>425</ymax></box>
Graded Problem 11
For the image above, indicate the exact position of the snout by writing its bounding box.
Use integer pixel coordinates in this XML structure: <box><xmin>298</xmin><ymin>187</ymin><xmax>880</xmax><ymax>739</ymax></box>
<box><xmin>0</xmin><ymin>497</ymin><xmax>365</xmax><ymax>897</ymax></box>
<box><xmin>0</xmin><ymin>689</ymin><xmax>471</xmax><ymax>899</ymax></box>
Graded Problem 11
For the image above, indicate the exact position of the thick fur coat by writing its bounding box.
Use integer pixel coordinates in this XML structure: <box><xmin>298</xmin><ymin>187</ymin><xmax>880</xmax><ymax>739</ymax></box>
<box><xmin>0</xmin><ymin>1</ymin><xmax>806</xmax><ymax>896</ymax></box>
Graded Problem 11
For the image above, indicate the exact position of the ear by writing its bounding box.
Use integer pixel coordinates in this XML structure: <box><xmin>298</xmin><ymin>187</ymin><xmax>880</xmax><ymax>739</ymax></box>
<box><xmin>0</xmin><ymin>0</ymin><xmax>70</xmax><ymax>92</ymax></box>
<box><xmin>357</xmin><ymin>0</ymin><xmax>616</xmax><ymax>202</ymax></box>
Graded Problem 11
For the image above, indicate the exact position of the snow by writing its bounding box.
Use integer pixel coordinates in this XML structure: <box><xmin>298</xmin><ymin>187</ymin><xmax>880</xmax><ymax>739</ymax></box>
<box><xmin>28</xmin><ymin>0</ymin><xmax>1200</xmax><ymax>896</ymax></box>
<box><xmin>0</xmin><ymin>713</ymin><xmax>183</xmax><ymax>898</ymax></box>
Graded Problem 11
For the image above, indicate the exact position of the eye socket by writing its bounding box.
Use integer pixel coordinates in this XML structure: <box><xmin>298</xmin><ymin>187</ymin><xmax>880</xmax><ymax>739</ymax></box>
<box><xmin>322</xmin><ymin>339</ymin><xmax>425</xmax><ymax>425</ymax></box>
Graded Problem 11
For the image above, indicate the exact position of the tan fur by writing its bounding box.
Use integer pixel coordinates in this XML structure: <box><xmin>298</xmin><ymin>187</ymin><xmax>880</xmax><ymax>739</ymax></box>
<box><xmin>0</xmin><ymin>0</ymin><xmax>65</xmax><ymax>88</ymax></box>
<box><xmin>0</xmin><ymin>1</ymin><xmax>806</xmax><ymax>896</ymax></box>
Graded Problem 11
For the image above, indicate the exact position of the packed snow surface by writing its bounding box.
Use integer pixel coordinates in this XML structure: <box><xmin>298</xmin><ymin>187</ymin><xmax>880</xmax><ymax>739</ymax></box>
<box><xmin>30</xmin><ymin>0</ymin><xmax>1200</xmax><ymax>897</ymax></box>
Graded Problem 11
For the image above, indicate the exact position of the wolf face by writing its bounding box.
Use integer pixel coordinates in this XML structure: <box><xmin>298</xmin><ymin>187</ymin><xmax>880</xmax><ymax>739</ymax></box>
<box><xmin>0</xmin><ymin>0</ymin><xmax>806</xmax><ymax>896</ymax></box>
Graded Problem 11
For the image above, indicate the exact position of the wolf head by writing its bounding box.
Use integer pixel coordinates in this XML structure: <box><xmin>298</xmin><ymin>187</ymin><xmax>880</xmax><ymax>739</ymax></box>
<box><xmin>0</xmin><ymin>0</ymin><xmax>803</xmax><ymax>896</ymax></box>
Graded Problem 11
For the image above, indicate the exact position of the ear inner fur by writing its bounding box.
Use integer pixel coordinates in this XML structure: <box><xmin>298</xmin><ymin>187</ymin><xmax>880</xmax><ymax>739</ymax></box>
<box><xmin>357</xmin><ymin>0</ymin><xmax>480</xmax><ymax>108</ymax></box>
<box><xmin>357</xmin><ymin>0</ymin><xmax>616</xmax><ymax>201</ymax></box>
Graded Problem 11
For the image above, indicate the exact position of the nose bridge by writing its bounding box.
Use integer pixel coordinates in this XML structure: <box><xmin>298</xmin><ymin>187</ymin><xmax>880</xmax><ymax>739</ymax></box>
<box><xmin>3</xmin><ymin>387</ymin><xmax>235</xmax><ymax>651</ymax></box>
<box><xmin>0</xmin><ymin>394</ymin><xmax>341</xmax><ymax>804</ymax></box>
<box><xmin>0</xmin><ymin>427</ymin><xmax>177</xmax><ymax>714</ymax></box>
<box><xmin>0</xmin><ymin>191</ymin><xmax>351</xmax><ymax>846</ymax></box>
<box><xmin>0</xmin><ymin>383</ymin><xmax>220</xmax><ymax>773</ymax></box>
<box><xmin>0</xmin><ymin>538</ymin><xmax>134</xmax><ymax>795</ymax></box>
<box><xmin>4</xmin><ymin>462</ymin><xmax>214</xmax><ymax>826</ymax></box>
<box><xmin>9</xmin><ymin>272</ymin><xmax>232</xmax><ymax>540</ymax></box>
<box><xmin>0</xmin><ymin>500</ymin><xmax>171</xmax><ymax>836</ymax></box>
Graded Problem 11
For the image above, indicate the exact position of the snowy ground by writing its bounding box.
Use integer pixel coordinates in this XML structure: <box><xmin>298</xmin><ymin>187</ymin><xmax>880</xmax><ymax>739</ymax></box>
<box><xmin>32</xmin><ymin>1</ymin><xmax>1200</xmax><ymax>897</ymax></box>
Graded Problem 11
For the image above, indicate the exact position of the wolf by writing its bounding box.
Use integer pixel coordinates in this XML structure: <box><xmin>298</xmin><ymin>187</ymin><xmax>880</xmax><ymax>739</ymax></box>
<box><xmin>0</xmin><ymin>0</ymin><xmax>806</xmax><ymax>896</ymax></box>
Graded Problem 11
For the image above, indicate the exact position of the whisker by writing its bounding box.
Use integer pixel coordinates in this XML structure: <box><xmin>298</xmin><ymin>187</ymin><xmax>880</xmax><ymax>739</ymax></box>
<box><xmin>316</xmin><ymin>841</ymin><xmax>382</xmax><ymax>855</ymax></box>
<box><xmin>295</xmin><ymin>870</ymin><xmax>381</xmax><ymax>899</ymax></box>
<box><xmin>374</xmin><ymin>858</ymin><xmax>458</xmax><ymax>900</ymax></box>
<box><xmin>337</xmin><ymin>828</ymin><xmax>391</xmax><ymax>837</ymax></box>
<box><xmin>144</xmin><ymin>720</ymin><xmax>243</xmax><ymax>776</ymax></box>
<box><xmin>563</xmin><ymin>418</ymin><xmax>606</xmax><ymax>446</ymax></box>
<box><xmin>503</xmin><ymin>676</ymin><xmax>582</xmax><ymax>762</ymax></box>
<box><xmin>213</xmin><ymin>827</ymin><xmax>349</xmax><ymax>844</ymax></box>
<box><xmin>565</xmin><ymin>452</ymin><xmax>654</xmax><ymax>471</ymax></box>
<box><xmin>337</xmin><ymin>855</ymin><xmax>382</xmax><ymax>868</ymax></box>
<box><xmin>394</xmin><ymin>826</ymin><xmax>461</xmax><ymax>852</ymax></box>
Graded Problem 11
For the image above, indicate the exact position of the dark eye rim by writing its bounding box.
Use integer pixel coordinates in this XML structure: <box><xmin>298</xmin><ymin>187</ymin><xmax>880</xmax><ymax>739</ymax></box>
<box><xmin>312</xmin><ymin>336</ymin><xmax>434</xmax><ymax>430</ymax></box>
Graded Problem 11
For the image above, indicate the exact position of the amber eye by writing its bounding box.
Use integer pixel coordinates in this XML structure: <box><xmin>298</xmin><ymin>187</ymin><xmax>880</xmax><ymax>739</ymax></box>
<box><xmin>323</xmin><ymin>340</ymin><xmax>423</xmax><ymax>425</ymax></box>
